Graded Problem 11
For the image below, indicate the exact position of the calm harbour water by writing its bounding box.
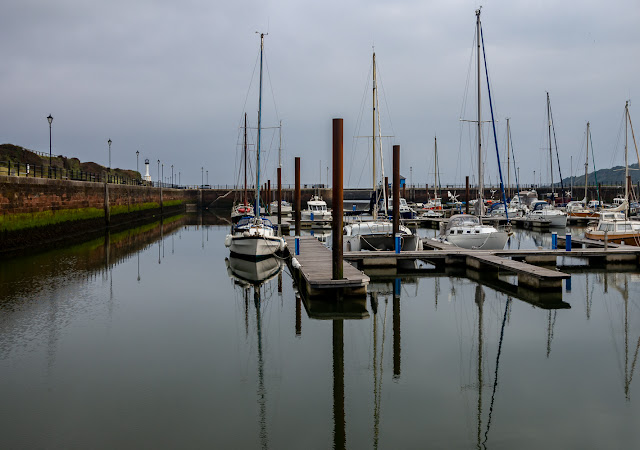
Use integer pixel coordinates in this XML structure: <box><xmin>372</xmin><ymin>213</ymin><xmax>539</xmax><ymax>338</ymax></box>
<box><xmin>1</xmin><ymin>214</ymin><xmax>639</xmax><ymax>449</ymax></box>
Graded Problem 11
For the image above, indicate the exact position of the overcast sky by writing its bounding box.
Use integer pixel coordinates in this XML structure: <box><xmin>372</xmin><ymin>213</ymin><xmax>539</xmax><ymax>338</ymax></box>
<box><xmin>1</xmin><ymin>0</ymin><xmax>639</xmax><ymax>189</ymax></box>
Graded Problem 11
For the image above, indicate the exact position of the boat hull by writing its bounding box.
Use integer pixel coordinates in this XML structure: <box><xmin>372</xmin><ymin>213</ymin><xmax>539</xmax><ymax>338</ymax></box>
<box><xmin>584</xmin><ymin>230</ymin><xmax>640</xmax><ymax>246</ymax></box>
<box><xmin>527</xmin><ymin>212</ymin><xmax>567</xmax><ymax>227</ymax></box>
<box><xmin>439</xmin><ymin>231</ymin><xmax>509</xmax><ymax>250</ymax></box>
<box><xmin>344</xmin><ymin>234</ymin><xmax>423</xmax><ymax>252</ymax></box>
<box><xmin>227</xmin><ymin>235</ymin><xmax>285</xmax><ymax>258</ymax></box>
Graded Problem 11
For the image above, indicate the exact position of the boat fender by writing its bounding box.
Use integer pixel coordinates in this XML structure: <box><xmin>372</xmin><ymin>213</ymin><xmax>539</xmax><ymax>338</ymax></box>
<box><xmin>243</xmin><ymin>231</ymin><xmax>250</xmax><ymax>237</ymax></box>
<box><xmin>292</xmin><ymin>257</ymin><xmax>301</xmax><ymax>269</ymax></box>
<box><xmin>224</xmin><ymin>235</ymin><xmax>233</xmax><ymax>247</ymax></box>
<box><xmin>279</xmin><ymin>238</ymin><xmax>286</xmax><ymax>251</ymax></box>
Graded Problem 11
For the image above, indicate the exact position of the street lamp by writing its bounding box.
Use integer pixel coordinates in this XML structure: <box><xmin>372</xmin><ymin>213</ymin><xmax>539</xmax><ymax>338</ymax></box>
<box><xmin>46</xmin><ymin>115</ymin><xmax>53</xmax><ymax>170</ymax></box>
<box><xmin>107</xmin><ymin>139</ymin><xmax>112</xmax><ymax>171</ymax></box>
<box><xmin>201</xmin><ymin>166</ymin><xmax>204</xmax><ymax>187</ymax></box>
<box><xmin>171</xmin><ymin>164</ymin><xmax>174</xmax><ymax>188</ymax></box>
<box><xmin>206</xmin><ymin>170</ymin><xmax>208</xmax><ymax>186</ymax></box>
<box><xmin>136</xmin><ymin>150</ymin><xmax>140</xmax><ymax>173</ymax></box>
<box><xmin>157</xmin><ymin>159</ymin><xmax>160</xmax><ymax>185</ymax></box>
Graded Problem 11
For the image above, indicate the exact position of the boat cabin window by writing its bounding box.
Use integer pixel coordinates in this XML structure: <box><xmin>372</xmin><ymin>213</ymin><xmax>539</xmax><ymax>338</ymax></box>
<box><xmin>598</xmin><ymin>223</ymin><xmax>614</xmax><ymax>232</ymax></box>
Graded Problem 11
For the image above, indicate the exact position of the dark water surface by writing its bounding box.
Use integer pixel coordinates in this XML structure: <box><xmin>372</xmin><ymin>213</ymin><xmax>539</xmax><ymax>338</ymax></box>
<box><xmin>1</xmin><ymin>215</ymin><xmax>639</xmax><ymax>449</ymax></box>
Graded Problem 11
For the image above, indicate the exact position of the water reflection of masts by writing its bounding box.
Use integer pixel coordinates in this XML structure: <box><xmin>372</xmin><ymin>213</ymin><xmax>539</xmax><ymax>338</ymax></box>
<box><xmin>482</xmin><ymin>296</ymin><xmax>511</xmax><ymax>446</ymax></box>
<box><xmin>546</xmin><ymin>310</ymin><xmax>557</xmax><ymax>358</ymax></box>
<box><xmin>585</xmin><ymin>273</ymin><xmax>591</xmax><ymax>319</ymax></box>
<box><xmin>254</xmin><ymin>286</ymin><xmax>269</xmax><ymax>449</ymax></box>
<box><xmin>476</xmin><ymin>285</ymin><xmax>484</xmax><ymax>449</ymax></box>
<box><xmin>371</xmin><ymin>292</ymin><xmax>388</xmax><ymax>450</ymax></box>
<box><xmin>609</xmin><ymin>274</ymin><xmax>640</xmax><ymax>401</ymax></box>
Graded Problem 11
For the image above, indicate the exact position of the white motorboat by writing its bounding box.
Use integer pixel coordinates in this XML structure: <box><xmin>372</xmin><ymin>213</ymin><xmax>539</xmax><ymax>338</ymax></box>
<box><xmin>434</xmin><ymin>214</ymin><xmax>509</xmax><ymax>250</ymax></box>
<box><xmin>584</xmin><ymin>209</ymin><xmax>640</xmax><ymax>245</ymax></box>
<box><xmin>526</xmin><ymin>201</ymin><xmax>567</xmax><ymax>227</ymax></box>
<box><xmin>268</xmin><ymin>200</ymin><xmax>292</xmax><ymax>215</ymax></box>
<box><xmin>379</xmin><ymin>197</ymin><xmax>417</xmax><ymax>219</ymax></box>
<box><xmin>301</xmin><ymin>195</ymin><xmax>332</xmax><ymax>221</ymax></box>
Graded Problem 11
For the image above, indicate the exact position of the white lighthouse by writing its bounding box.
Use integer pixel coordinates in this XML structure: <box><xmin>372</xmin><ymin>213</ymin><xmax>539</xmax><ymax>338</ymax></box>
<box><xmin>144</xmin><ymin>158</ymin><xmax>151</xmax><ymax>182</ymax></box>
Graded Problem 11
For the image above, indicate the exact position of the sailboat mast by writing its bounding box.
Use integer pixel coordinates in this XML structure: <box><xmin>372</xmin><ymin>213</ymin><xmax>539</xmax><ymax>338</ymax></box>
<box><xmin>279</xmin><ymin>120</ymin><xmax>282</xmax><ymax>168</ymax></box>
<box><xmin>476</xmin><ymin>9</ymin><xmax>483</xmax><ymax>215</ymax></box>
<box><xmin>244</xmin><ymin>113</ymin><xmax>248</xmax><ymax>206</ymax></box>
<box><xmin>507</xmin><ymin>118</ymin><xmax>511</xmax><ymax>199</ymax></box>
<box><xmin>372</xmin><ymin>52</ymin><xmax>377</xmax><ymax>192</ymax></box>
<box><xmin>585</xmin><ymin>122</ymin><xmax>589</xmax><ymax>203</ymax></box>
<box><xmin>256</xmin><ymin>32</ymin><xmax>265</xmax><ymax>217</ymax></box>
<box><xmin>434</xmin><ymin>136</ymin><xmax>438</xmax><ymax>200</ymax></box>
<box><xmin>547</xmin><ymin>92</ymin><xmax>554</xmax><ymax>198</ymax></box>
<box><xmin>625</xmin><ymin>101</ymin><xmax>629</xmax><ymax>216</ymax></box>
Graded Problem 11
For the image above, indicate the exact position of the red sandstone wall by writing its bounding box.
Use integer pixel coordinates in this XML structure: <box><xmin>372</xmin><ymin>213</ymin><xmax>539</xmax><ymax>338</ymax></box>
<box><xmin>0</xmin><ymin>176</ymin><xmax>196</xmax><ymax>215</ymax></box>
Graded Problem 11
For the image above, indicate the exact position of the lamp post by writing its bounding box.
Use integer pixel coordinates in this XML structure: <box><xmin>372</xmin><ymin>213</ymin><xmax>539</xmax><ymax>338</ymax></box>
<box><xmin>201</xmin><ymin>166</ymin><xmax>204</xmax><ymax>187</ymax></box>
<box><xmin>108</xmin><ymin>139</ymin><xmax>112</xmax><ymax>170</ymax></box>
<box><xmin>47</xmin><ymin>114</ymin><xmax>53</xmax><ymax>170</ymax></box>
<box><xmin>157</xmin><ymin>159</ymin><xmax>160</xmax><ymax>186</ymax></box>
<box><xmin>136</xmin><ymin>150</ymin><xmax>140</xmax><ymax>173</ymax></box>
<box><xmin>206</xmin><ymin>170</ymin><xmax>208</xmax><ymax>186</ymax></box>
<box><xmin>171</xmin><ymin>165</ymin><xmax>174</xmax><ymax>188</ymax></box>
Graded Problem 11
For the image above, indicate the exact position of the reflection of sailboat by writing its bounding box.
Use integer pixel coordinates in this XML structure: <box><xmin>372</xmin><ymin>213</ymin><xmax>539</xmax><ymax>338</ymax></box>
<box><xmin>226</xmin><ymin>254</ymin><xmax>284</xmax><ymax>449</ymax></box>
<box><xmin>604</xmin><ymin>273</ymin><xmax>640</xmax><ymax>400</ymax></box>
<box><xmin>458</xmin><ymin>283</ymin><xmax>511</xmax><ymax>448</ymax></box>
<box><xmin>225</xmin><ymin>255</ymin><xmax>283</xmax><ymax>286</ymax></box>
<box><xmin>370</xmin><ymin>292</ymin><xmax>387</xmax><ymax>450</ymax></box>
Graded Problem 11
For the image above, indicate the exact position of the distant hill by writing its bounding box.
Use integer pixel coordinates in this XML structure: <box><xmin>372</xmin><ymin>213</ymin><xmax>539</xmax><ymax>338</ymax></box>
<box><xmin>561</xmin><ymin>162</ymin><xmax>640</xmax><ymax>186</ymax></box>
<box><xmin>0</xmin><ymin>143</ymin><xmax>140</xmax><ymax>179</ymax></box>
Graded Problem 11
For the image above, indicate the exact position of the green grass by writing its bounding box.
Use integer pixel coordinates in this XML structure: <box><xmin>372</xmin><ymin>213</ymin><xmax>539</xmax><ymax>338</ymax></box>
<box><xmin>0</xmin><ymin>208</ymin><xmax>105</xmax><ymax>232</ymax></box>
<box><xmin>1</xmin><ymin>200</ymin><xmax>183</xmax><ymax>232</ymax></box>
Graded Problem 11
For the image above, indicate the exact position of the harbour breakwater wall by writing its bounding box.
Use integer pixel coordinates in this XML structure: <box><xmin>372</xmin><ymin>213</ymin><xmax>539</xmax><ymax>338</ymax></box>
<box><xmin>200</xmin><ymin>185</ymin><xmax>629</xmax><ymax>209</ymax></box>
<box><xmin>0</xmin><ymin>176</ymin><xmax>197</xmax><ymax>256</ymax></box>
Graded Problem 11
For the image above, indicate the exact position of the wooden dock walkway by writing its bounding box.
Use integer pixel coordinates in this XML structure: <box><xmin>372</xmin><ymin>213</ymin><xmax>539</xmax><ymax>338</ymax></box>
<box><xmin>283</xmin><ymin>236</ymin><xmax>369</xmax><ymax>298</ymax></box>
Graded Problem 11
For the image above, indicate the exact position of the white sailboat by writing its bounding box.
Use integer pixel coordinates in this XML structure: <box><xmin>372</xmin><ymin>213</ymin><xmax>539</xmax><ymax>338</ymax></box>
<box><xmin>525</xmin><ymin>93</ymin><xmax>567</xmax><ymax>227</ymax></box>
<box><xmin>231</xmin><ymin>112</ymin><xmax>255</xmax><ymax>223</ymax></box>
<box><xmin>585</xmin><ymin>101</ymin><xmax>640</xmax><ymax>245</ymax></box>
<box><xmin>344</xmin><ymin>51</ymin><xmax>422</xmax><ymax>252</ymax></box>
<box><xmin>435</xmin><ymin>9</ymin><xmax>508</xmax><ymax>250</ymax></box>
<box><xmin>225</xmin><ymin>33</ymin><xmax>286</xmax><ymax>258</ymax></box>
<box><xmin>268</xmin><ymin>121</ymin><xmax>292</xmax><ymax>216</ymax></box>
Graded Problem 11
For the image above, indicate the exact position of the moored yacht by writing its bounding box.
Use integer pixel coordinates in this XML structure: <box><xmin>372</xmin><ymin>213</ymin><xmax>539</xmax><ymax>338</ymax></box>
<box><xmin>584</xmin><ymin>209</ymin><xmax>640</xmax><ymax>245</ymax></box>
<box><xmin>434</xmin><ymin>214</ymin><xmax>509</xmax><ymax>250</ymax></box>
<box><xmin>301</xmin><ymin>195</ymin><xmax>332</xmax><ymax>222</ymax></box>
<box><xmin>344</xmin><ymin>219</ymin><xmax>423</xmax><ymax>251</ymax></box>
<box><xmin>526</xmin><ymin>201</ymin><xmax>567</xmax><ymax>227</ymax></box>
<box><xmin>225</xmin><ymin>33</ymin><xmax>286</xmax><ymax>259</ymax></box>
